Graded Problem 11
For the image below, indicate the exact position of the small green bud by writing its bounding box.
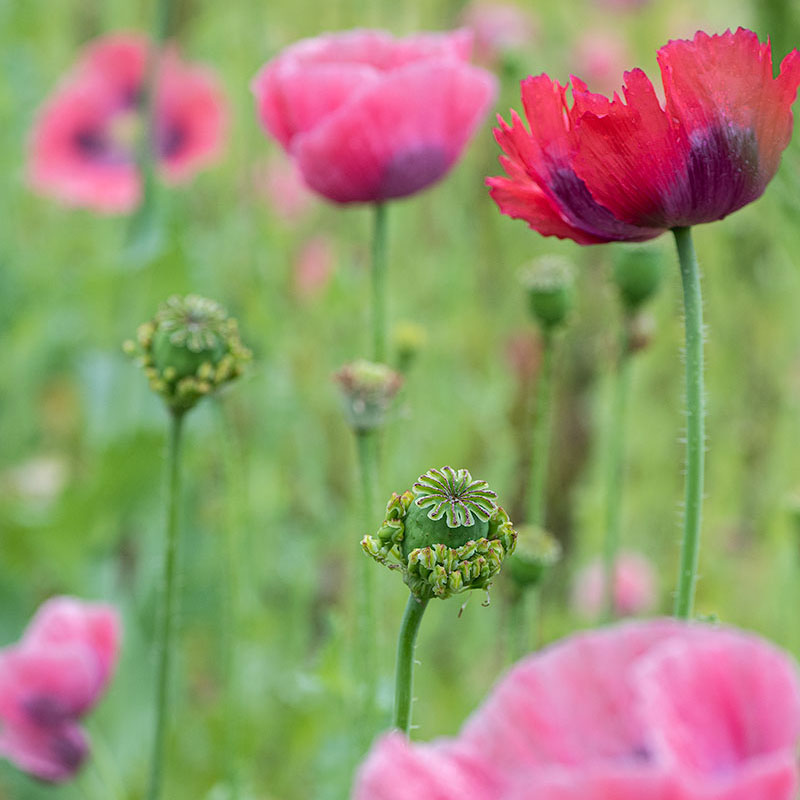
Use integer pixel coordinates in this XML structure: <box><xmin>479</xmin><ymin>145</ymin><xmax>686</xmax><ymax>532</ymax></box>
<box><xmin>508</xmin><ymin>525</ymin><xmax>562</xmax><ymax>589</ymax></box>
<box><xmin>125</xmin><ymin>294</ymin><xmax>251</xmax><ymax>415</ymax></box>
<box><xmin>333</xmin><ymin>360</ymin><xmax>403</xmax><ymax>433</ymax></box>
<box><xmin>612</xmin><ymin>246</ymin><xmax>663</xmax><ymax>311</ymax></box>
<box><xmin>392</xmin><ymin>321</ymin><xmax>427</xmax><ymax>373</ymax></box>
<box><xmin>362</xmin><ymin>466</ymin><xmax>517</xmax><ymax>600</ymax></box>
<box><xmin>520</xmin><ymin>256</ymin><xmax>574</xmax><ymax>331</ymax></box>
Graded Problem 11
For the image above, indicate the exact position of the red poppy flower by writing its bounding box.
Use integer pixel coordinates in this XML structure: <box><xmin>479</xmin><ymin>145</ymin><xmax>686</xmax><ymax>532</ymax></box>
<box><xmin>489</xmin><ymin>28</ymin><xmax>800</xmax><ymax>244</ymax></box>
<box><xmin>0</xmin><ymin>597</ymin><xmax>121</xmax><ymax>783</ymax></box>
<box><xmin>252</xmin><ymin>29</ymin><xmax>497</xmax><ymax>204</ymax></box>
<box><xmin>28</xmin><ymin>33</ymin><xmax>228</xmax><ymax>214</ymax></box>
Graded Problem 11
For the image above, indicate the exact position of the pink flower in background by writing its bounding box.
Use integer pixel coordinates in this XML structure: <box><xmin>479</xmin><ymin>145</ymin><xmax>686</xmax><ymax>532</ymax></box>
<box><xmin>0</xmin><ymin>597</ymin><xmax>121</xmax><ymax>782</ymax></box>
<box><xmin>28</xmin><ymin>33</ymin><xmax>228</xmax><ymax>213</ymax></box>
<box><xmin>572</xmin><ymin>551</ymin><xmax>658</xmax><ymax>619</ymax></box>
<box><xmin>592</xmin><ymin>0</ymin><xmax>651</xmax><ymax>9</ymax></box>
<box><xmin>459</xmin><ymin>3</ymin><xmax>538</xmax><ymax>66</ymax></box>
<box><xmin>293</xmin><ymin>236</ymin><xmax>336</xmax><ymax>299</ymax></box>
<box><xmin>355</xmin><ymin>620</ymin><xmax>800</xmax><ymax>799</ymax></box>
<box><xmin>252</xmin><ymin>153</ymin><xmax>316</xmax><ymax>224</ymax></box>
<box><xmin>252</xmin><ymin>29</ymin><xmax>497</xmax><ymax>204</ymax></box>
<box><xmin>572</xmin><ymin>30</ymin><xmax>632</xmax><ymax>95</ymax></box>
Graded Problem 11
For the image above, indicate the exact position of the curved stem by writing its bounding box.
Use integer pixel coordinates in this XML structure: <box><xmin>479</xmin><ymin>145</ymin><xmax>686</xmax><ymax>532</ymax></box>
<box><xmin>393</xmin><ymin>593</ymin><xmax>429</xmax><ymax>734</ymax></box>
<box><xmin>147</xmin><ymin>410</ymin><xmax>185</xmax><ymax>800</ymax></box>
<box><xmin>371</xmin><ymin>203</ymin><xmax>389</xmax><ymax>362</ymax></box>
<box><xmin>673</xmin><ymin>226</ymin><xmax>705</xmax><ymax>619</ymax></box>
<box><xmin>529</xmin><ymin>330</ymin><xmax>555</xmax><ymax>527</ymax></box>
<box><xmin>603</xmin><ymin>326</ymin><xmax>633</xmax><ymax>621</ymax></box>
<box><xmin>355</xmin><ymin>430</ymin><xmax>379</xmax><ymax>739</ymax></box>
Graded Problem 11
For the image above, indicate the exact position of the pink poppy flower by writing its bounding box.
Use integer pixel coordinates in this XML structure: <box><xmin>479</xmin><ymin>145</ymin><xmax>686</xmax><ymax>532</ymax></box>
<box><xmin>459</xmin><ymin>3</ymin><xmax>538</xmax><ymax>66</ymax></box>
<box><xmin>572</xmin><ymin>551</ymin><xmax>658</xmax><ymax>619</ymax></box>
<box><xmin>251</xmin><ymin>153</ymin><xmax>316</xmax><ymax>224</ymax></box>
<box><xmin>28</xmin><ymin>33</ymin><xmax>228</xmax><ymax>213</ymax></box>
<box><xmin>252</xmin><ymin>29</ymin><xmax>497</xmax><ymax>204</ymax></box>
<box><xmin>354</xmin><ymin>620</ymin><xmax>800</xmax><ymax>799</ymax></box>
<box><xmin>0</xmin><ymin>597</ymin><xmax>121</xmax><ymax>782</ymax></box>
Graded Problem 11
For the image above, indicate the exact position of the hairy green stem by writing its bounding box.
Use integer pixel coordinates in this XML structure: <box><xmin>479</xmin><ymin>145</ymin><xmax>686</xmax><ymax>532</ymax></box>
<box><xmin>509</xmin><ymin>585</ymin><xmax>541</xmax><ymax>662</ymax></box>
<box><xmin>146</xmin><ymin>410</ymin><xmax>184</xmax><ymax>800</ymax></box>
<box><xmin>529</xmin><ymin>330</ymin><xmax>555</xmax><ymax>527</ymax></box>
<box><xmin>603</xmin><ymin>326</ymin><xmax>633</xmax><ymax>621</ymax></box>
<box><xmin>393</xmin><ymin>593</ymin><xmax>429</xmax><ymax>734</ymax></box>
<box><xmin>371</xmin><ymin>203</ymin><xmax>389</xmax><ymax>362</ymax></box>
<box><xmin>673</xmin><ymin>226</ymin><xmax>705</xmax><ymax>619</ymax></box>
<box><xmin>355</xmin><ymin>430</ymin><xmax>379</xmax><ymax>738</ymax></box>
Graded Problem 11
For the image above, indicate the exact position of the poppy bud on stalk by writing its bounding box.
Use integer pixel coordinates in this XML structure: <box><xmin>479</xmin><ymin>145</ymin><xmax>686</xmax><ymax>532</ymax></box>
<box><xmin>363</xmin><ymin>466</ymin><xmax>517</xmax><ymax>600</ymax></box>
<box><xmin>334</xmin><ymin>359</ymin><xmax>403</xmax><ymax>433</ymax></box>
<box><xmin>520</xmin><ymin>256</ymin><xmax>574</xmax><ymax>331</ymax></box>
<box><xmin>612</xmin><ymin>246</ymin><xmax>663</xmax><ymax>311</ymax></box>
<box><xmin>508</xmin><ymin>524</ymin><xmax>561</xmax><ymax>590</ymax></box>
<box><xmin>124</xmin><ymin>294</ymin><xmax>250</xmax><ymax>414</ymax></box>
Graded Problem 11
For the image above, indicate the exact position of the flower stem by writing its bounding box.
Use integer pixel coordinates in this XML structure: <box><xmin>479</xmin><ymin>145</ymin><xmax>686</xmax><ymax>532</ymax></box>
<box><xmin>529</xmin><ymin>330</ymin><xmax>555</xmax><ymax>526</ymax></box>
<box><xmin>603</xmin><ymin>325</ymin><xmax>633</xmax><ymax>621</ymax></box>
<box><xmin>509</xmin><ymin>584</ymin><xmax>541</xmax><ymax>661</ymax></box>
<box><xmin>672</xmin><ymin>226</ymin><xmax>705</xmax><ymax>619</ymax></box>
<box><xmin>354</xmin><ymin>430</ymin><xmax>379</xmax><ymax>739</ymax></box>
<box><xmin>146</xmin><ymin>409</ymin><xmax>185</xmax><ymax>800</ymax></box>
<box><xmin>393</xmin><ymin>593</ymin><xmax>429</xmax><ymax>734</ymax></box>
<box><xmin>371</xmin><ymin>203</ymin><xmax>389</xmax><ymax>362</ymax></box>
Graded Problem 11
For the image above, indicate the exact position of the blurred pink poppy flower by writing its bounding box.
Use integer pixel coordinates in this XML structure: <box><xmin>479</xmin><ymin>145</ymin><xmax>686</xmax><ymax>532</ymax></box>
<box><xmin>355</xmin><ymin>620</ymin><xmax>800</xmax><ymax>799</ymax></box>
<box><xmin>293</xmin><ymin>235</ymin><xmax>336</xmax><ymax>299</ymax></box>
<box><xmin>0</xmin><ymin>597</ymin><xmax>121</xmax><ymax>782</ymax></box>
<box><xmin>572</xmin><ymin>551</ymin><xmax>658</xmax><ymax>619</ymax></box>
<box><xmin>251</xmin><ymin>153</ymin><xmax>316</xmax><ymax>224</ymax></box>
<box><xmin>252</xmin><ymin>29</ymin><xmax>497</xmax><ymax>204</ymax></box>
<box><xmin>459</xmin><ymin>3</ymin><xmax>538</xmax><ymax>66</ymax></box>
<box><xmin>572</xmin><ymin>30</ymin><xmax>632</xmax><ymax>95</ymax></box>
<box><xmin>28</xmin><ymin>33</ymin><xmax>228</xmax><ymax>213</ymax></box>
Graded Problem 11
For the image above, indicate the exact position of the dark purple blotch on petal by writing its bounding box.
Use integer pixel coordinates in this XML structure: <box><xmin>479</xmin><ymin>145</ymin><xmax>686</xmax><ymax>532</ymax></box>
<box><xmin>378</xmin><ymin>145</ymin><xmax>449</xmax><ymax>199</ymax></box>
<box><xmin>24</xmin><ymin>695</ymin><xmax>70</xmax><ymax>727</ymax></box>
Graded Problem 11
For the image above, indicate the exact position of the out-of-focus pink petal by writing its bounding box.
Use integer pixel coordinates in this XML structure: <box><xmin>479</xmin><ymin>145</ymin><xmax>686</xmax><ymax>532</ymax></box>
<box><xmin>23</xmin><ymin>596</ymin><xmax>121</xmax><ymax>689</ymax></box>
<box><xmin>353</xmin><ymin>732</ymin><xmax>500</xmax><ymax>800</ymax></box>
<box><xmin>294</xmin><ymin>60</ymin><xmax>496</xmax><ymax>202</ymax></box>
<box><xmin>637</xmin><ymin>632</ymin><xmax>800</xmax><ymax>779</ymax></box>
<box><xmin>74</xmin><ymin>32</ymin><xmax>148</xmax><ymax>96</ymax></box>
<box><xmin>460</xmin><ymin>3</ymin><xmax>538</xmax><ymax>66</ymax></box>
<box><xmin>0</xmin><ymin>719</ymin><xmax>88</xmax><ymax>784</ymax></box>
<box><xmin>572</xmin><ymin>552</ymin><xmax>659</xmax><ymax>619</ymax></box>
<box><xmin>460</xmin><ymin>620</ymin><xmax>685</xmax><ymax>768</ymax></box>
<box><xmin>293</xmin><ymin>235</ymin><xmax>336</xmax><ymax>299</ymax></box>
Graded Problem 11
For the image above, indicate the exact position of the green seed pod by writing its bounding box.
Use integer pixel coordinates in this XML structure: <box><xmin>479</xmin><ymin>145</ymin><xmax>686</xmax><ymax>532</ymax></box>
<box><xmin>520</xmin><ymin>256</ymin><xmax>574</xmax><ymax>331</ymax></box>
<box><xmin>392</xmin><ymin>321</ymin><xmax>427</xmax><ymax>374</ymax></box>
<box><xmin>508</xmin><ymin>525</ymin><xmax>562</xmax><ymax>589</ymax></box>
<box><xmin>362</xmin><ymin>466</ymin><xmax>517</xmax><ymax>600</ymax></box>
<box><xmin>334</xmin><ymin>360</ymin><xmax>403</xmax><ymax>432</ymax></box>
<box><xmin>612</xmin><ymin>246</ymin><xmax>663</xmax><ymax>311</ymax></box>
<box><xmin>124</xmin><ymin>294</ymin><xmax>250</xmax><ymax>415</ymax></box>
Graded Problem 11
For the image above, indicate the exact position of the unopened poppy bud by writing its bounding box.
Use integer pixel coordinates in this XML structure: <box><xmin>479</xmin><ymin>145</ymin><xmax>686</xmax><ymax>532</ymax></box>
<box><xmin>612</xmin><ymin>246</ymin><xmax>663</xmax><ymax>311</ymax></box>
<box><xmin>520</xmin><ymin>256</ymin><xmax>574</xmax><ymax>331</ymax></box>
<box><xmin>626</xmin><ymin>311</ymin><xmax>656</xmax><ymax>354</ymax></box>
<box><xmin>508</xmin><ymin>524</ymin><xmax>562</xmax><ymax>589</ymax></box>
<box><xmin>362</xmin><ymin>466</ymin><xmax>517</xmax><ymax>600</ymax></box>
<box><xmin>334</xmin><ymin>360</ymin><xmax>403</xmax><ymax>432</ymax></box>
<box><xmin>126</xmin><ymin>294</ymin><xmax>251</xmax><ymax>415</ymax></box>
<box><xmin>392</xmin><ymin>321</ymin><xmax>427</xmax><ymax>373</ymax></box>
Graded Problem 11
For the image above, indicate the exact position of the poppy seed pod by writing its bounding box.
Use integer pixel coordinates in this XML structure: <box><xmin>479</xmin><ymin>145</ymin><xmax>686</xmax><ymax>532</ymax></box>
<box><xmin>612</xmin><ymin>246</ymin><xmax>663</xmax><ymax>310</ymax></box>
<box><xmin>334</xmin><ymin>360</ymin><xmax>403</xmax><ymax>432</ymax></box>
<box><xmin>520</xmin><ymin>256</ymin><xmax>574</xmax><ymax>331</ymax></box>
<box><xmin>362</xmin><ymin>466</ymin><xmax>517</xmax><ymax>600</ymax></box>
<box><xmin>124</xmin><ymin>294</ymin><xmax>250</xmax><ymax>414</ymax></box>
<box><xmin>507</xmin><ymin>524</ymin><xmax>561</xmax><ymax>589</ymax></box>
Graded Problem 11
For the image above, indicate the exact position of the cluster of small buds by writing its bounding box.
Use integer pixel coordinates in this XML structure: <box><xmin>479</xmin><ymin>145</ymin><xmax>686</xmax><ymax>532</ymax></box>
<box><xmin>334</xmin><ymin>359</ymin><xmax>403</xmax><ymax>432</ymax></box>
<box><xmin>362</xmin><ymin>467</ymin><xmax>517</xmax><ymax>600</ymax></box>
<box><xmin>520</xmin><ymin>255</ymin><xmax>575</xmax><ymax>331</ymax></box>
<box><xmin>124</xmin><ymin>294</ymin><xmax>251</xmax><ymax>415</ymax></box>
<box><xmin>507</xmin><ymin>524</ymin><xmax>562</xmax><ymax>590</ymax></box>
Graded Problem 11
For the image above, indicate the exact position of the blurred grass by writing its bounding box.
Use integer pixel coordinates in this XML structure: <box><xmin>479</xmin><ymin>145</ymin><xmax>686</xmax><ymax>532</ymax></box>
<box><xmin>2</xmin><ymin>0</ymin><xmax>800</xmax><ymax>797</ymax></box>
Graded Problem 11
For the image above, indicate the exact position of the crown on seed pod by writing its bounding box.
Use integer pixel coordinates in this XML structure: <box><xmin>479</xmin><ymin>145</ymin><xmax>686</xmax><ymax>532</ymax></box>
<box><xmin>124</xmin><ymin>294</ymin><xmax>251</xmax><ymax>414</ymax></box>
<box><xmin>362</xmin><ymin>466</ymin><xmax>517</xmax><ymax>600</ymax></box>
